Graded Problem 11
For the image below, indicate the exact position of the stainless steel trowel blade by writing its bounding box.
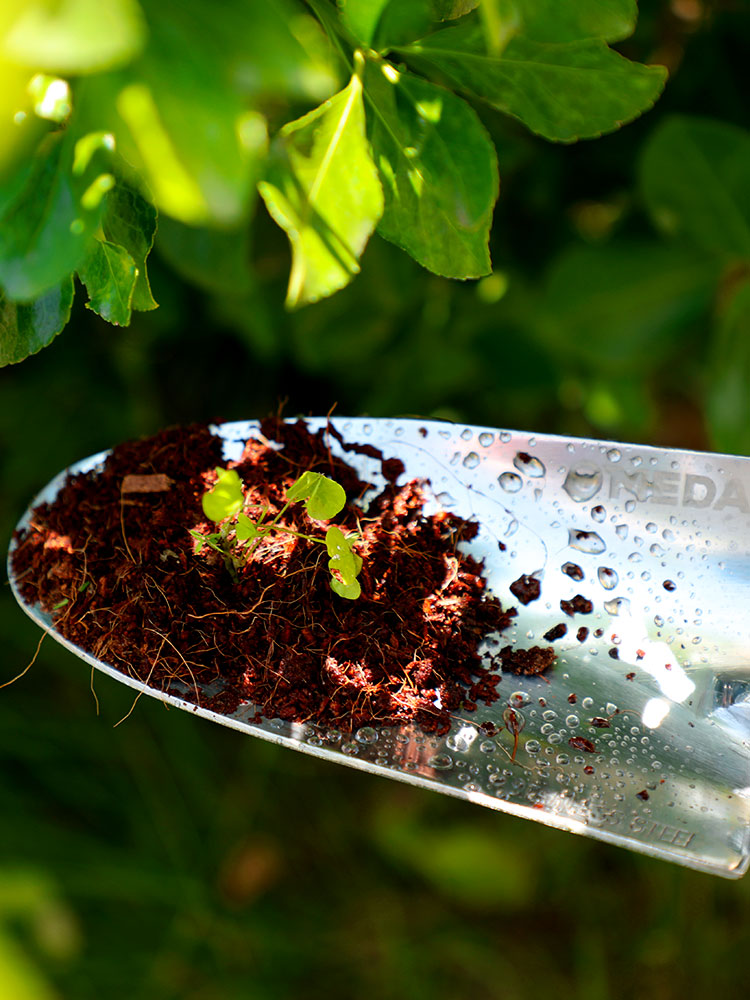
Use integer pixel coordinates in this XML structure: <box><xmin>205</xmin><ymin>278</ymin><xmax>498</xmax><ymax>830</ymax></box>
<box><xmin>7</xmin><ymin>417</ymin><xmax>750</xmax><ymax>877</ymax></box>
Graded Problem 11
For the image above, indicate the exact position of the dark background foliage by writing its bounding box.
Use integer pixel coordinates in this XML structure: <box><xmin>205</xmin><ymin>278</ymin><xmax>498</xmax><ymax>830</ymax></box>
<box><xmin>2</xmin><ymin>1</ymin><xmax>749</xmax><ymax>996</ymax></box>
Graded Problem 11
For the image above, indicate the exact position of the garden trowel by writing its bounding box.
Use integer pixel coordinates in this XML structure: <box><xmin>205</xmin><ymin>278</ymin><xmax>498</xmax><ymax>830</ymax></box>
<box><xmin>8</xmin><ymin>417</ymin><xmax>750</xmax><ymax>877</ymax></box>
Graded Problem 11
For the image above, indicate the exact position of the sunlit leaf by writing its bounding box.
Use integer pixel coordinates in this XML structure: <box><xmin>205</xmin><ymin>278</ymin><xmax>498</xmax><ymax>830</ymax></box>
<box><xmin>326</xmin><ymin>525</ymin><xmax>362</xmax><ymax>599</ymax></box>
<box><xmin>258</xmin><ymin>69</ymin><xmax>383</xmax><ymax>307</ymax></box>
<box><xmin>203</xmin><ymin>467</ymin><xmax>244</xmax><ymax>522</ymax></box>
<box><xmin>640</xmin><ymin>115</ymin><xmax>750</xmax><ymax>260</ymax></box>
<box><xmin>364</xmin><ymin>58</ymin><xmax>497</xmax><ymax>277</ymax></box>
<box><xmin>0</xmin><ymin>130</ymin><xmax>114</xmax><ymax>300</ymax></box>
<box><xmin>101</xmin><ymin>178</ymin><xmax>158</xmax><ymax>310</ymax></box>
<box><xmin>399</xmin><ymin>22</ymin><xmax>666</xmax><ymax>142</ymax></box>
<box><xmin>3</xmin><ymin>0</ymin><xmax>146</xmax><ymax>75</ymax></box>
<box><xmin>0</xmin><ymin>278</ymin><xmax>74</xmax><ymax>366</ymax></box>
<box><xmin>287</xmin><ymin>471</ymin><xmax>346</xmax><ymax>520</ymax></box>
<box><xmin>77</xmin><ymin>239</ymin><xmax>137</xmax><ymax>326</ymax></box>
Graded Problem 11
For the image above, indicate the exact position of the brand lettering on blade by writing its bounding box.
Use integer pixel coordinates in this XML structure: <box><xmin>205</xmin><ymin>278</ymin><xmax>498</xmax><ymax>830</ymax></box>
<box><xmin>565</xmin><ymin>465</ymin><xmax>750</xmax><ymax>512</ymax></box>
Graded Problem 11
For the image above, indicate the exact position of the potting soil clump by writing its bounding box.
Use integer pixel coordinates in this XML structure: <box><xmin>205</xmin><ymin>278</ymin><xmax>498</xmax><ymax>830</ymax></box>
<box><xmin>11</xmin><ymin>419</ymin><xmax>556</xmax><ymax>735</ymax></box>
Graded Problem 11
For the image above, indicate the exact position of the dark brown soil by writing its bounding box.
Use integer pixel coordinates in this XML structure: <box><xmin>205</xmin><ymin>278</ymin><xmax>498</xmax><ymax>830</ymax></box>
<box><xmin>11</xmin><ymin>418</ymin><xmax>557</xmax><ymax>736</ymax></box>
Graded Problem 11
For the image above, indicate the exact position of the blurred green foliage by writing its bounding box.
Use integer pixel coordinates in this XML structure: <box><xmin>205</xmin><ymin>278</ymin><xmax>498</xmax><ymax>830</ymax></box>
<box><xmin>2</xmin><ymin>0</ymin><xmax>750</xmax><ymax>997</ymax></box>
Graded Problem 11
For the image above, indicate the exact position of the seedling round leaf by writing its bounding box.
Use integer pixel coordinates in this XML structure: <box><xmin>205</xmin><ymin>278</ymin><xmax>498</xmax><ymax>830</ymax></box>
<box><xmin>202</xmin><ymin>467</ymin><xmax>244</xmax><ymax>522</ymax></box>
<box><xmin>331</xmin><ymin>576</ymin><xmax>362</xmax><ymax>600</ymax></box>
<box><xmin>287</xmin><ymin>471</ymin><xmax>346</xmax><ymax>520</ymax></box>
<box><xmin>326</xmin><ymin>525</ymin><xmax>363</xmax><ymax>586</ymax></box>
<box><xmin>235</xmin><ymin>513</ymin><xmax>262</xmax><ymax>541</ymax></box>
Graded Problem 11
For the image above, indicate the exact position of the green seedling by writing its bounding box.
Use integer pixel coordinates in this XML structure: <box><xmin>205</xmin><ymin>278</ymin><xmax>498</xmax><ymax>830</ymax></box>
<box><xmin>191</xmin><ymin>467</ymin><xmax>362</xmax><ymax>599</ymax></box>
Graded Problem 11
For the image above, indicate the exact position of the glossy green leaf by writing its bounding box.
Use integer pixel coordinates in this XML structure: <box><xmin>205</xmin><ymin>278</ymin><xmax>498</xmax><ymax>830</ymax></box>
<box><xmin>707</xmin><ymin>280</ymin><xmax>750</xmax><ymax>455</ymax></box>
<box><xmin>287</xmin><ymin>472</ymin><xmax>346</xmax><ymax>520</ymax></box>
<box><xmin>258</xmin><ymin>71</ymin><xmax>384</xmax><ymax>307</ymax></box>
<box><xmin>203</xmin><ymin>467</ymin><xmax>244</xmax><ymax>522</ymax></box>
<box><xmin>400</xmin><ymin>23</ymin><xmax>667</xmax><ymax>142</ymax></box>
<box><xmin>77</xmin><ymin>239</ymin><xmax>137</xmax><ymax>326</ymax></box>
<box><xmin>0</xmin><ymin>278</ymin><xmax>74</xmax><ymax>366</ymax></box>
<box><xmin>102</xmin><ymin>178</ymin><xmax>158</xmax><ymax>310</ymax></box>
<box><xmin>640</xmin><ymin>116</ymin><xmax>750</xmax><ymax>260</ymax></box>
<box><xmin>339</xmin><ymin>0</ymin><xmax>391</xmax><ymax>45</ymax></box>
<box><xmin>326</xmin><ymin>525</ymin><xmax>362</xmax><ymax>599</ymax></box>
<box><xmin>0</xmin><ymin>132</ymin><xmax>111</xmax><ymax>300</ymax></box>
<box><xmin>364</xmin><ymin>58</ymin><xmax>497</xmax><ymax>277</ymax></box>
<box><xmin>3</xmin><ymin>0</ymin><xmax>146</xmax><ymax>74</ymax></box>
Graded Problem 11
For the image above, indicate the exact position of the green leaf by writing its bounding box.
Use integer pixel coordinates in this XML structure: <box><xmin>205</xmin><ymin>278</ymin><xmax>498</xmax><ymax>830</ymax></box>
<box><xmin>203</xmin><ymin>467</ymin><xmax>244</xmax><ymax>523</ymax></box>
<box><xmin>363</xmin><ymin>57</ymin><xmax>497</xmax><ymax>277</ymax></box>
<box><xmin>372</xmin><ymin>0</ymin><xmax>433</xmax><ymax>48</ymax></box>
<box><xmin>707</xmin><ymin>280</ymin><xmax>750</xmax><ymax>455</ymax></box>
<box><xmin>326</xmin><ymin>525</ymin><xmax>362</xmax><ymax>599</ymax></box>
<box><xmin>102</xmin><ymin>178</ymin><xmax>158</xmax><ymax>310</ymax></box>
<box><xmin>3</xmin><ymin>0</ymin><xmax>146</xmax><ymax>74</ymax></box>
<box><xmin>532</xmin><ymin>242</ymin><xmax>721</xmax><ymax>373</ymax></box>
<box><xmin>287</xmin><ymin>472</ymin><xmax>346</xmax><ymax>520</ymax></box>
<box><xmin>399</xmin><ymin>23</ymin><xmax>667</xmax><ymax>142</ymax></box>
<box><xmin>640</xmin><ymin>115</ymin><xmax>750</xmax><ymax>260</ymax></box>
<box><xmin>432</xmin><ymin>0</ymin><xmax>479</xmax><ymax>21</ymax></box>
<box><xmin>76</xmin><ymin>239</ymin><xmax>137</xmax><ymax>325</ymax></box>
<box><xmin>0</xmin><ymin>131</ymin><xmax>112</xmax><ymax>300</ymax></box>
<box><xmin>339</xmin><ymin>0</ymin><xmax>392</xmax><ymax>45</ymax></box>
<box><xmin>258</xmin><ymin>69</ymin><xmax>384</xmax><ymax>307</ymax></box>
<box><xmin>94</xmin><ymin>3</ymin><xmax>272</xmax><ymax>227</ymax></box>
<box><xmin>156</xmin><ymin>217</ymin><xmax>251</xmax><ymax>297</ymax></box>
<box><xmin>235</xmin><ymin>513</ymin><xmax>263</xmax><ymax>542</ymax></box>
<box><xmin>501</xmin><ymin>0</ymin><xmax>637</xmax><ymax>43</ymax></box>
<box><xmin>0</xmin><ymin>278</ymin><xmax>75</xmax><ymax>366</ymax></box>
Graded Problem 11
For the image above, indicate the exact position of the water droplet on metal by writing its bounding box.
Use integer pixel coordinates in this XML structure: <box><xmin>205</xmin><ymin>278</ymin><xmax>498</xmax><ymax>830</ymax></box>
<box><xmin>566</xmin><ymin>714</ymin><xmax>580</xmax><ymax>728</ymax></box>
<box><xmin>479</xmin><ymin>740</ymin><xmax>496</xmax><ymax>754</ymax></box>
<box><xmin>499</xmin><ymin>472</ymin><xmax>522</xmax><ymax>492</ymax></box>
<box><xmin>429</xmin><ymin>753</ymin><xmax>453</xmax><ymax>770</ymax></box>
<box><xmin>598</xmin><ymin>566</ymin><xmax>618</xmax><ymax>590</ymax></box>
<box><xmin>607</xmin><ymin>448</ymin><xmax>621</xmax><ymax>463</ymax></box>
<box><xmin>463</xmin><ymin>452</ymin><xmax>480</xmax><ymax>469</ymax></box>
<box><xmin>460</xmin><ymin>428</ymin><xmax>473</xmax><ymax>440</ymax></box>
<box><xmin>500</xmin><ymin>431</ymin><xmax>511</xmax><ymax>443</ymax></box>
<box><xmin>525</xmin><ymin>740</ymin><xmax>541</xmax><ymax>754</ymax></box>
<box><xmin>615</xmin><ymin>524</ymin><xmax>628</xmax><ymax>540</ymax></box>
<box><xmin>649</xmin><ymin>542</ymin><xmax>665</xmax><ymax>557</ymax></box>
<box><xmin>513</xmin><ymin>452</ymin><xmax>545</xmax><ymax>477</ymax></box>
<box><xmin>355</xmin><ymin>726</ymin><xmax>378</xmax><ymax>744</ymax></box>
<box><xmin>563</xmin><ymin>466</ymin><xmax>603</xmax><ymax>502</ymax></box>
<box><xmin>604</xmin><ymin>597</ymin><xmax>630</xmax><ymax>616</ymax></box>
<box><xmin>591</xmin><ymin>505</ymin><xmax>606</xmax><ymax>522</ymax></box>
<box><xmin>568</xmin><ymin>529</ymin><xmax>606</xmax><ymax>554</ymax></box>
<box><xmin>446</xmin><ymin>731</ymin><xmax>473</xmax><ymax>753</ymax></box>
<box><xmin>479</xmin><ymin>432</ymin><xmax>494</xmax><ymax>447</ymax></box>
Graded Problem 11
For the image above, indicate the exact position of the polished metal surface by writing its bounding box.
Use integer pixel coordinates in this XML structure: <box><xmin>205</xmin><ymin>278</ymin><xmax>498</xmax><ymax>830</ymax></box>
<box><xmin>8</xmin><ymin>417</ymin><xmax>750</xmax><ymax>876</ymax></box>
